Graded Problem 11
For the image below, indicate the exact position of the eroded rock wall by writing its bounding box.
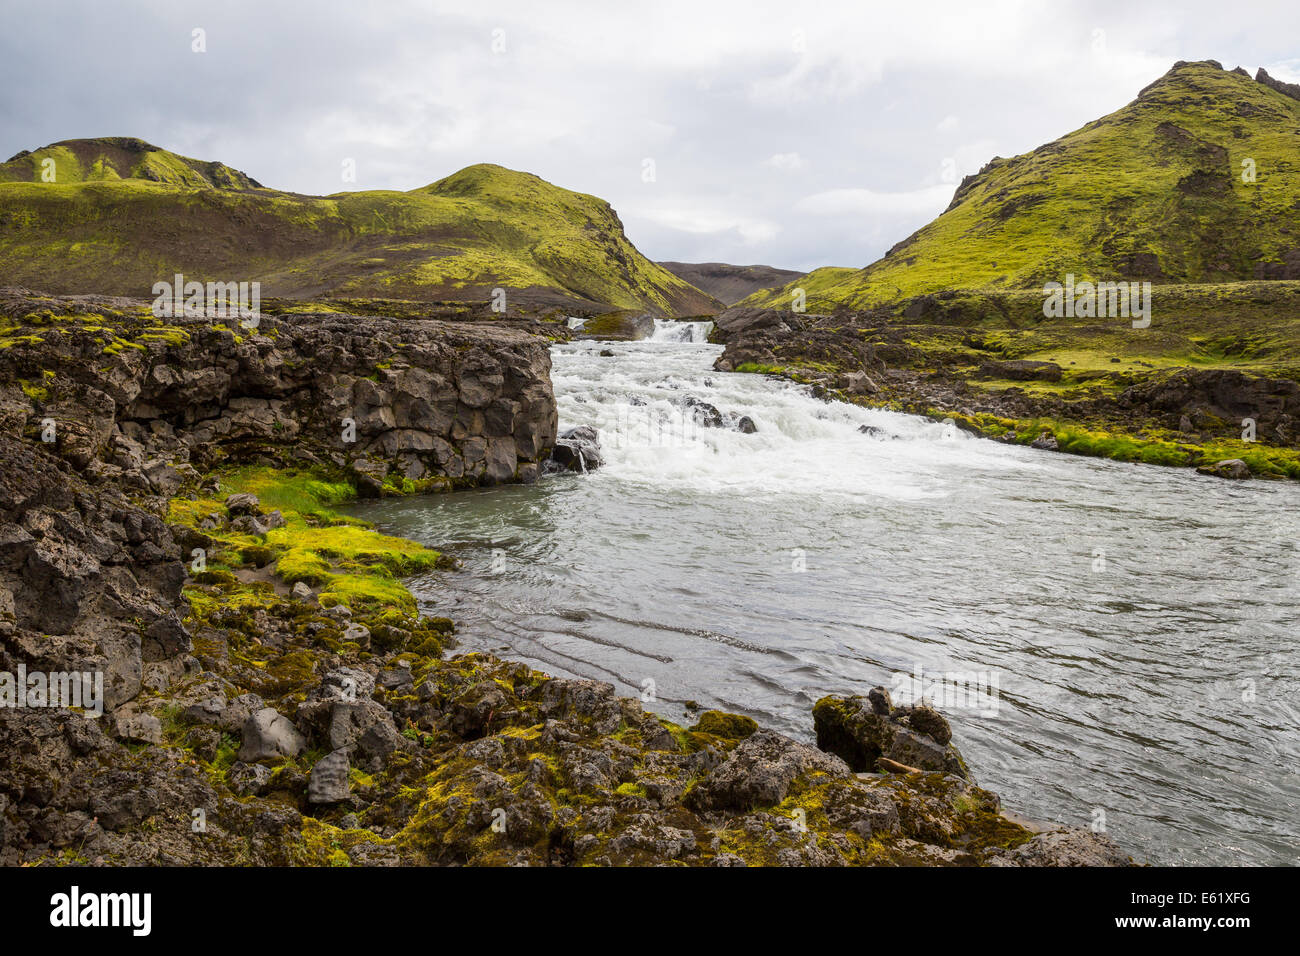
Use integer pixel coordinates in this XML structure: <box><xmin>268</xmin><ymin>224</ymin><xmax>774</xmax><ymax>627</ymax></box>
<box><xmin>0</xmin><ymin>290</ymin><xmax>558</xmax><ymax>494</ymax></box>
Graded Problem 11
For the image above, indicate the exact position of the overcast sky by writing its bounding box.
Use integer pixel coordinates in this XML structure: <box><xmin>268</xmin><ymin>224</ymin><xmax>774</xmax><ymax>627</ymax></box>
<box><xmin>2</xmin><ymin>0</ymin><xmax>1298</xmax><ymax>272</ymax></box>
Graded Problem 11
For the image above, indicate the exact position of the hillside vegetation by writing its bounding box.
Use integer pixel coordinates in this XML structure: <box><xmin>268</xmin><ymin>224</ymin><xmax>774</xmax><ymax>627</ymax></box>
<box><xmin>745</xmin><ymin>61</ymin><xmax>1300</xmax><ymax>310</ymax></box>
<box><xmin>0</xmin><ymin>138</ymin><xmax>719</xmax><ymax>316</ymax></box>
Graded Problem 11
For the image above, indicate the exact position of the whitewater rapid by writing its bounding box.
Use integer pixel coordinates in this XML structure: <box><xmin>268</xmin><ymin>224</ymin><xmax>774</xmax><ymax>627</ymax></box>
<box><xmin>557</xmin><ymin>326</ymin><xmax>1038</xmax><ymax>502</ymax></box>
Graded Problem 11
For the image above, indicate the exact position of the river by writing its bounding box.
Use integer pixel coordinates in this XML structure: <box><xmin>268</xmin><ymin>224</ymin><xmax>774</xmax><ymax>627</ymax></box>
<box><xmin>347</xmin><ymin>322</ymin><xmax>1300</xmax><ymax>866</ymax></box>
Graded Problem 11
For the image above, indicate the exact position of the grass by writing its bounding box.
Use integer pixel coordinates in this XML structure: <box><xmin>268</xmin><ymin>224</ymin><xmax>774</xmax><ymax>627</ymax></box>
<box><xmin>169</xmin><ymin>465</ymin><xmax>443</xmax><ymax>616</ymax></box>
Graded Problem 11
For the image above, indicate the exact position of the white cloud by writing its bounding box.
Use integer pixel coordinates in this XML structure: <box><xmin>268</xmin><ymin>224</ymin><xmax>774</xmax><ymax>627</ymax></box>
<box><xmin>764</xmin><ymin>152</ymin><xmax>805</xmax><ymax>171</ymax></box>
<box><xmin>630</xmin><ymin>202</ymin><xmax>780</xmax><ymax>245</ymax></box>
<box><xmin>795</xmin><ymin>185</ymin><xmax>954</xmax><ymax>219</ymax></box>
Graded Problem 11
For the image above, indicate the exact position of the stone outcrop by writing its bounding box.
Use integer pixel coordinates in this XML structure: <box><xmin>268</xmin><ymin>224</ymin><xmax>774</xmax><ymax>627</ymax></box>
<box><xmin>1256</xmin><ymin>67</ymin><xmax>1300</xmax><ymax>103</ymax></box>
<box><xmin>0</xmin><ymin>289</ymin><xmax>558</xmax><ymax>494</ymax></box>
<box><xmin>547</xmin><ymin>425</ymin><xmax>604</xmax><ymax>473</ymax></box>
<box><xmin>813</xmin><ymin>689</ymin><xmax>970</xmax><ymax>778</ymax></box>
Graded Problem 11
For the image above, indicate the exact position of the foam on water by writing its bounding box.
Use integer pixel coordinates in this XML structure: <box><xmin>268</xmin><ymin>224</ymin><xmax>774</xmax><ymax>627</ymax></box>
<box><xmin>554</xmin><ymin>337</ymin><xmax>1039</xmax><ymax>500</ymax></box>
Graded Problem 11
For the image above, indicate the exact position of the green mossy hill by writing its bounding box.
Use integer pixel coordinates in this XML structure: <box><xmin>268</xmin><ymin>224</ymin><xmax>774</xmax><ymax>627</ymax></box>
<box><xmin>745</xmin><ymin>61</ymin><xmax>1300</xmax><ymax>310</ymax></box>
<box><xmin>0</xmin><ymin>144</ymin><xmax>721</xmax><ymax>317</ymax></box>
<box><xmin>0</xmin><ymin>137</ymin><xmax>261</xmax><ymax>189</ymax></box>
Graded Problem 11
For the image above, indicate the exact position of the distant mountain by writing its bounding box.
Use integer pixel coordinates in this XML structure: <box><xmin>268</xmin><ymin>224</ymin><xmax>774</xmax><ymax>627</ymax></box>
<box><xmin>0</xmin><ymin>138</ymin><xmax>721</xmax><ymax>316</ymax></box>
<box><xmin>743</xmin><ymin>61</ymin><xmax>1300</xmax><ymax>310</ymax></box>
<box><xmin>657</xmin><ymin>261</ymin><xmax>804</xmax><ymax>306</ymax></box>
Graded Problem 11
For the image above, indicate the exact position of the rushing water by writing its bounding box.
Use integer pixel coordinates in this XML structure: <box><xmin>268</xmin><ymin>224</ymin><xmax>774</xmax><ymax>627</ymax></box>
<box><xmin>349</xmin><ymin>326</ymin><xmax>1300</xmax><ymax>866</ymax></box>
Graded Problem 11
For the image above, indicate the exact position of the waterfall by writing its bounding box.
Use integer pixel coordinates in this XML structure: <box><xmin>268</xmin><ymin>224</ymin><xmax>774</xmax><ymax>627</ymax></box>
<box><xmin>648</xmin><ymin>319</ymin><xmax>714</xmax><ymax>343</ymax></box>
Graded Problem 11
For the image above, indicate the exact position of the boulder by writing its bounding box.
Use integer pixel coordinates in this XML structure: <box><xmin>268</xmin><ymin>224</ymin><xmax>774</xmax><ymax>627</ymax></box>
<box><xmin>237</xmin><ymin>707</ymin><xmax>306</xmax><ymax>762</ymax></box>
<box><xmin>115</xmin><ymin>713</ymin><xmax>162</xmax><ymax>745</ymax></box>
<box><xmin>1197</xmin><ymin>458</ymin><xmax>1251</xmax><ymax>480</ymax></box>
<box><xmin>223</xmin><ymin>493</ymin><xmax>260</xmax><ymax>516</ymax></box>
<box><xmin>1001</xmin><ymin>828</ymin><xmax>1134</xmax><ymax>866</ymax></box>
<box><xmin>228</xmin><ymin>762</ymin><xmax>273</xmax><ymax>797</ymax></box>
<box><xmin>548</xmin><ymin>425</ymin><xmax>603</xmax><ymax>473</ymax></box>
<box><xmin>841</xmin><ymin>371</ymin><xmax>880</xmax><ymax>395</ymax></box>
<box><xmin>685</xmin><ymin>729</ymin><xmax>850</xmax><ymax>811</ymax></box>
<box><xmin>812</xmin><ymin>690</ymin><xmax>969</xmax><ymax>778</ymax></box>
<box><xmin>691</xmin><ymin>710</ymin><xmax>758</xmax><ymax>740</ymax></box>
<box><xmin>1030</xmin><ymin>430</ymin><xmax>1059</xmax><ymax>451</ymax></box>
<box><xmin>683</xmin><ymin>398</ymin><xmax>724</xmax><ymax>429</ymax></box>
<box><xmin>307</xmin><ymin>750</ymin><xmax>352</xmax><ymax>804</ymax></box>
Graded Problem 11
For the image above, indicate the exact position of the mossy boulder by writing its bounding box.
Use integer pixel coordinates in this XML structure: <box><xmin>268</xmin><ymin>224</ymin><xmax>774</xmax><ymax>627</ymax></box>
<box><xmin>812</xmin><ymin>690</ymin><xmax>969</xmax><ymax>779</ymax></box>
<box><xmin>691</xmin><ymin>710</ymin><xmax>758</xmax><ymax>740</ymax></box>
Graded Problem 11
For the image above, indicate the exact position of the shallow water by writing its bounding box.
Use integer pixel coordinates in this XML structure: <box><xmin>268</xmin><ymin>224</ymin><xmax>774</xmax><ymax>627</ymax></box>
<box><xmin>349</xmin><ymin>331</ymin><xmax>1300</xmax><ymax>866</ymax></box>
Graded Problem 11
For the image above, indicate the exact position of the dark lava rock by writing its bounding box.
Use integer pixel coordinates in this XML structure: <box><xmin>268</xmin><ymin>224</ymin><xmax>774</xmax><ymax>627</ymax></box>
<box><xmin>812</xmin><ymin>689</ymin><xmax>969</xmax><ymax>778</ymax></box>
<box><xmin>1030</xmin><ymin>430</ymin><xmax>1059</xmax><ymax>451</ymax></box>
<box><xmin>548</xmin><ymin>425</ymin><xmax>603</xmax><ymax>473</ymax></box>
<box><xmin>1197</xmin><ymin>458</ymin><xmax>1251</xmax><ymax>480</ymax></box>
<box><xmin>685</xmin><ymin>729</ymin><xmax>850</xmax><ymax>811</ymax></box>
<box><xmin>978</xmin><ymin>359</ymin><xmax>1063</xmax><ymax>383</ymax></box>
<box><xmin>684</xmin><ymin>398</ymin><xmax>724</xmax><ymax>428</ymax></box>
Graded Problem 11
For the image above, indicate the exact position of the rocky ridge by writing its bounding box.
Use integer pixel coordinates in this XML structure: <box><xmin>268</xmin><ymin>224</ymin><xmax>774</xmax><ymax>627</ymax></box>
<box><xmin>0</xmin><ymin>289</ymin><xmax>558</xmax><ymax>493</ymax></box>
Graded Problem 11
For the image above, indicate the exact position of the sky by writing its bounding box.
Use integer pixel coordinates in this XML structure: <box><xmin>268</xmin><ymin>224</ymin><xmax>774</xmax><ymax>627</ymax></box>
<box><xmin>2</xmin><ymin>0</ymin><xmax>1298</xmax><ymax>273</ymax></box>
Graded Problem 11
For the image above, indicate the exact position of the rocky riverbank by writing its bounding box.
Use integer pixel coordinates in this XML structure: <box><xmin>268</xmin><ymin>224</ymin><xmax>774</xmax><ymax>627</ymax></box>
<box><xmin>711</xmin><ymin>293</ymin><xmax>1300</xmax><ymax>480</ymax></box>
<box><xmin>0</xmin><ymin>289</ymin><xmax>1131</xmax><ymax>866</ymax></box>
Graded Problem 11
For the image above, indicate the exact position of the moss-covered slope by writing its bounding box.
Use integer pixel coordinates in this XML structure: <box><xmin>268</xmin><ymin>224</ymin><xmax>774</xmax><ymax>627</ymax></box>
<box><xmin>746</xmin><ymin>61</ymin><xmax>1300</xmax><ymax>310</ymax></box>
<box><xmin>0</xmin><ymin>139</ymin><xmax>720</xmax><ymax>317</ymax></box>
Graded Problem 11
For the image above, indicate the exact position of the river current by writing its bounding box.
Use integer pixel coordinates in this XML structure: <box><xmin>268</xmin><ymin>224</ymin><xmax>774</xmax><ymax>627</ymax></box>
<box><xmin>348</xmin><ymin>323</ymin><xmax>1300</xmax><ymax>866</ymax></box>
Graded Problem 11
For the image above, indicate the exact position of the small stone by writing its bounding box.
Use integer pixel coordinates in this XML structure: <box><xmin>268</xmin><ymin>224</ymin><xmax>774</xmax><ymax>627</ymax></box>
<box><xmin>1197</xmin><ymin>458</ymin><xmax>1251</xmax><ymax>480</ymax></box>
<box><xmin>224</xmin><ymin>492</ymin><xmax>261</xmax><ymax>516</ymax></box>
<box><xmin>342</xmin><ymin>623</ymin><xmax>371</xmax><ymax>648</ymax></box>
<box><xmin>115</xmin><ymin>713</ymin><xmax>162</xmax><ymax>745</ymax></box>
<box><xmin>291</xmin><ymin>581</ymin><xmax>313</xmax><ymax>601</ymax></box>
<box><xmin>867</xmin><ymin>686</ymin><xmax>892</xmax><ymax>716</ymax></box>
<box><xmin>307</xmin><ymin>750</ymin><xmax>351</xmax><ymax>804</ymax></box>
